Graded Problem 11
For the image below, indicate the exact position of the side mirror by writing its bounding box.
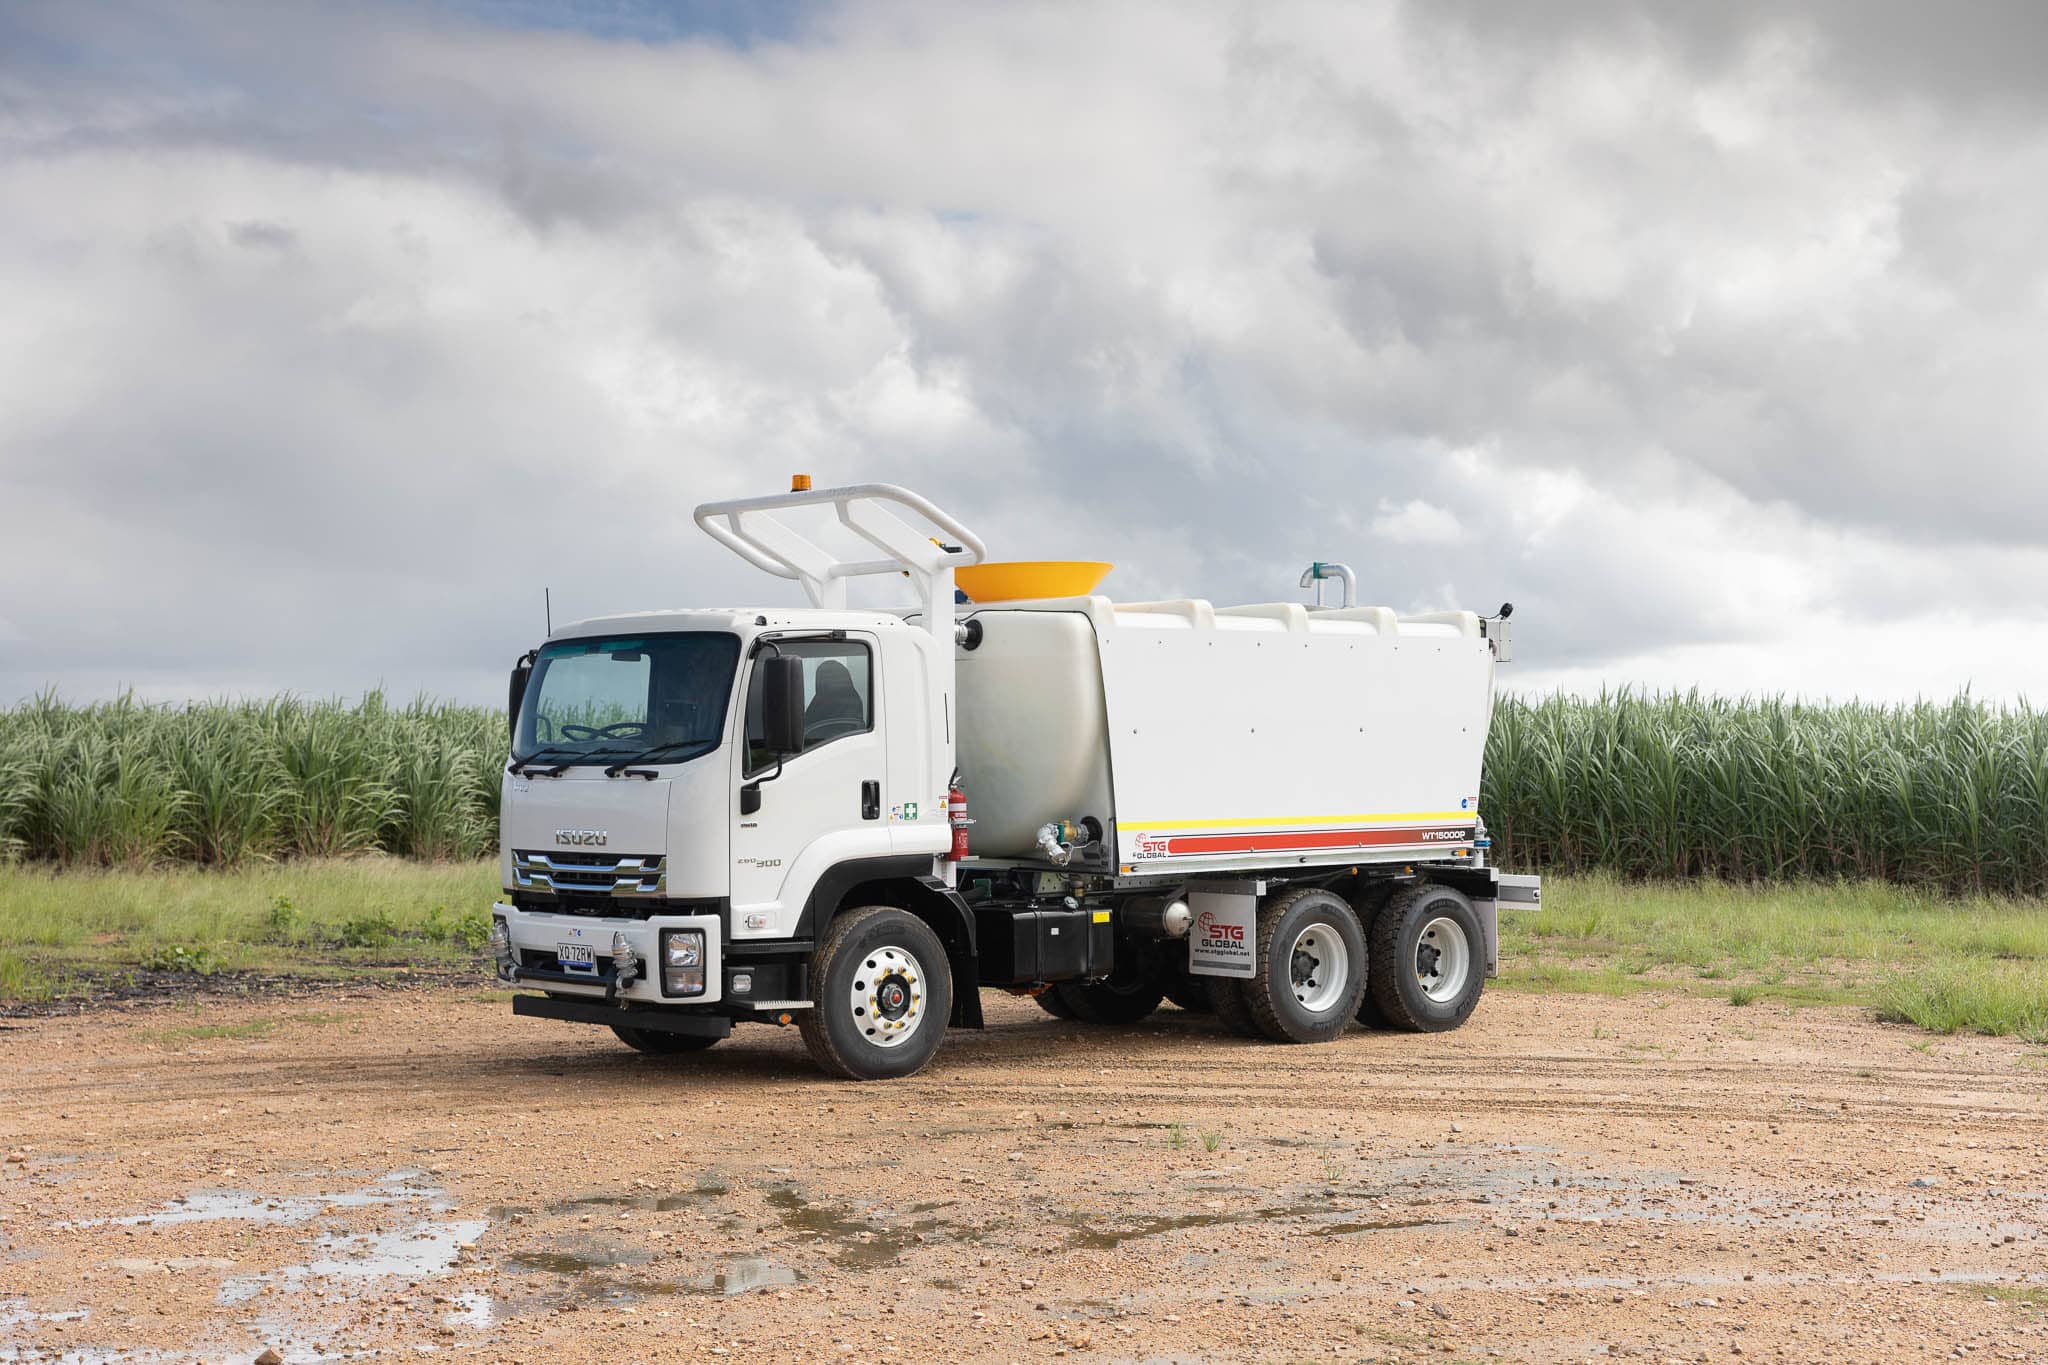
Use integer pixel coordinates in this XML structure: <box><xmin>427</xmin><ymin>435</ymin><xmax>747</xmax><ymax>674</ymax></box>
<box><xmin>760</xmin><ymin>655</ymin><xmax>806</xmax><ymax>756</ymax></box>
<box><xmin>507</xmin><ymin>650</ymin><xmax>536</xmax><ymax>743</ymax></box>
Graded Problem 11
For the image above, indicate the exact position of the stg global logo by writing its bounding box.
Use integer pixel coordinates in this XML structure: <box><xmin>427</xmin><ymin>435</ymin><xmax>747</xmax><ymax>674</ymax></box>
<box><xmin>1195</xmin><ymin>910</ymin><xmax>1245</xmax><ymax>943</ymax></box>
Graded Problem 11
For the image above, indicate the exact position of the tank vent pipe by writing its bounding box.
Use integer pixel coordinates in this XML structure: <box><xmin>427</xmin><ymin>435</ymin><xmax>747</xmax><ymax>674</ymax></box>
<box><xmin>1299</xmin><ymin>561</ymin><xmax>1358</xmax><ymax>609</ymax></box>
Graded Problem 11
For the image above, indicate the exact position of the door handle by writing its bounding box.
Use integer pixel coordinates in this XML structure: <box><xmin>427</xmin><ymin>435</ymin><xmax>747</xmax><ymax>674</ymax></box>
<box><xmin>861</xmin><ymin>780</ymin><xmax>881</xmax><ymax>821</ymax></box>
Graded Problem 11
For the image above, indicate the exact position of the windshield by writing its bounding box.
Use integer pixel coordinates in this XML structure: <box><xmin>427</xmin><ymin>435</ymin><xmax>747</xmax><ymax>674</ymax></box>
<box><xmin>514</xmin><ymin>632</ymin><xmax>740</xmax><ymax>765</ymax></box>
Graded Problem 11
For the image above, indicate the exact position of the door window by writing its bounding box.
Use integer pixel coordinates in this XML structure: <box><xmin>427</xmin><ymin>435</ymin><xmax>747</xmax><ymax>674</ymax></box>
<box><xmin>744</xmin><ymin>640</ymin><xmax>873</xmax><ymax>775</ymax></box>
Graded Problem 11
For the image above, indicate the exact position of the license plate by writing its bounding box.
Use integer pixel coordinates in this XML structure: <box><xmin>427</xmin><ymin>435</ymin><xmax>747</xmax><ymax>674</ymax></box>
<box><xmin>556</xmin><ymin>943</ymin><xmax>596</xmax><ymax>972</ymax></box>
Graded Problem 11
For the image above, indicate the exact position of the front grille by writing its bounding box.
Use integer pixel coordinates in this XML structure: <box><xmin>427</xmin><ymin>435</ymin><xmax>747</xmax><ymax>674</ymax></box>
<box><xmin>513</xmin><ymin>850</ymin><xmax>666</xmax><ymax>899</ymax></box>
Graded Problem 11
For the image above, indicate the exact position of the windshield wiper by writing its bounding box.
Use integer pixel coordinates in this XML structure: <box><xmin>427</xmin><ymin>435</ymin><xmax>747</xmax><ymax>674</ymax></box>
<box><xmin>603</xmin><ymin>739</ymin><xmax>716</xmax><ymax>779</ymax></box>
<box><xmin>509</xmin><ymin>745</ymin><xmax>628</xmax><ymax>777</ymax></box>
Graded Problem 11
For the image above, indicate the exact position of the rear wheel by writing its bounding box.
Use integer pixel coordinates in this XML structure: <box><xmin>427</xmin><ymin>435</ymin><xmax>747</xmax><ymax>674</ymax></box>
<box><xmin>1039</xmin><ymin>952</ymin><xmax>1164</xmax><ymax>1025</ymax></box>
<box><xmin>1208</xmin><ymin>975</ymin><xmax>1263</xmax><ymax>1038</ymax></box>
<box><xmin>1368</xmin><ymin>883</ymin><xmax>1485</xmax><ymax>1033</ymax></box>
<box><xmin>799</xmin><ymin>906</ymin><xmax>953</xmax><ymax>1080</ymax></box>
<box><xmin>1159</xmin><ymin>959</ymin><xmax>1214</xmax><ymax>1013</ymax></box>
<box><xmin>1032</xmin><ymin>987</ymin><xmax>1080</xmax><ymax>1020</ymax></box>
<box><xmin>1349</xmin><ymin>881</ymin><xmax>1395</xmax><ymax>1028</ymax></box>
<box><xmin>1245</xmin><ymin>888</ymin><xmax>1368</xmax><ymax>1043</ymax></box>
<box><xmin>609</xmin><ymin>1025</ymin><xmax>720</xmax><ymax>1056</ymax></box>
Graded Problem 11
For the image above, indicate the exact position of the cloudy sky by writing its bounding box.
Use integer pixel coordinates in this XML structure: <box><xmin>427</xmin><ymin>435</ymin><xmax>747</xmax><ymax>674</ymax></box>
<box><xmin>3</xmin><ymin>0</ymin><xmax>2045</xmax><ymax>706</ymax></box>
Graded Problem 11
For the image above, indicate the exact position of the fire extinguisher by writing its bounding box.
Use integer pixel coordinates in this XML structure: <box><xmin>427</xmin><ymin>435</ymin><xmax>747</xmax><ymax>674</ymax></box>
<box><xmin>947</xmin><ymin>776</ymin><xmax>974</xmax><ymax>862</ymax></box>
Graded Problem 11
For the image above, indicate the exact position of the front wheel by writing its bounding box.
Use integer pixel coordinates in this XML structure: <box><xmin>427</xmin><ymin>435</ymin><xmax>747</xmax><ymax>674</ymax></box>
<box><xmin>799</xmin><ymin>906</ymin><xmax>953</xmax><ymax>1080</ymax></box>
<box><xmin>610</xmin><ymin>1025</ymin><xmax>721</xmax><ymax>1056</ymax></box>
<box><xmin>1367</xmin><ymin>883</ymin><xmax>1485</xmax><ymax>1032</ymax></box>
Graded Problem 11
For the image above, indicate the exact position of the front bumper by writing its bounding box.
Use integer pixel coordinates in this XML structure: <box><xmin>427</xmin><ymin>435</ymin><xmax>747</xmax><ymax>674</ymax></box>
<box><xmin>492</xmin><ymin>901</ymin><xmax>724</xmax><ymax>1005</ymax></box>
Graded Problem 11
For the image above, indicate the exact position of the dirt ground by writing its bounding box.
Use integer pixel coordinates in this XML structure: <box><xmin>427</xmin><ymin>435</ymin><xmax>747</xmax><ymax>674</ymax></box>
<box><xmin>2</xmin><ymin>987</ymin><xmax>2044</xmax><ymax>1365</ymax></box>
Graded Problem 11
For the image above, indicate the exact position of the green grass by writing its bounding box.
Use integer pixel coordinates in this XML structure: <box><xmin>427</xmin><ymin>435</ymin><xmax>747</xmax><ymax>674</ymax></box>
<box><xmin>3</xmin><ymin>863</ymin><xmax>2043</xmax><ymax>1047</ymax></box>
<box><xmin>1876</xmin><ymin>962</ymin><xmax>2048</xmax><ymax>1043</ymax></box>
<box><xmin>0</xmin><ymin>857</ymin><xmax>499</xmax><ymax>998</ymax></box>
<box><xmin>1501</xmin><ymin>873</ymin><xmax>2048</xmax><ymax>1038</ymax></box>
<box><xmin>146</xmin><ymin>1018</ymin><xmax>277</xmax><ymax>1044</ymax></box>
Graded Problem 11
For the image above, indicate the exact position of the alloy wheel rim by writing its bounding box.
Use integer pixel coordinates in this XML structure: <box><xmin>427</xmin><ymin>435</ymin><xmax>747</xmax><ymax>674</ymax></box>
<box><xmin>850</xmin><ymin>944</ymin><xmax>927</xmax><ymax>1048</ymax></box>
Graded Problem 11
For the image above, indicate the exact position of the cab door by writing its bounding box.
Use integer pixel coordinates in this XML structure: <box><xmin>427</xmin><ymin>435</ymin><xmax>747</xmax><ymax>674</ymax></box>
<box><xmin>730</xmin><ymin>635</ymin><xmax>890</xmax><ymax>940</ymax></box>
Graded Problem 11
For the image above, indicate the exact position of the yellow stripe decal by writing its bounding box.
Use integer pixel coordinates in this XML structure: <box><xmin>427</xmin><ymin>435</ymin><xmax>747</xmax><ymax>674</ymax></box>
<box><xmin>1121</xmin><ymin>812</ymin><xmax>1471</xmax><ymax>832</ymax></box>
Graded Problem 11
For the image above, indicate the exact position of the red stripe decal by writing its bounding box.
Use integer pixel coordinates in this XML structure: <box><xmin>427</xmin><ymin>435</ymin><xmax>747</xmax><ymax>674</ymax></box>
<box><xmin>1158</xmin><ymin>825</ymin><xmax>1475</xmax><ymax>856</ymax></box>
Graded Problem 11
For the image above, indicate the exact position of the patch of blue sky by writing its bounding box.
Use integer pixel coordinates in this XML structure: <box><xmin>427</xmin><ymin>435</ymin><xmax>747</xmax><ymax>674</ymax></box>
<box><xmin>439</xmin><ymin>0</ymin><xmax>822</xmax><ymax>47</ymax></box>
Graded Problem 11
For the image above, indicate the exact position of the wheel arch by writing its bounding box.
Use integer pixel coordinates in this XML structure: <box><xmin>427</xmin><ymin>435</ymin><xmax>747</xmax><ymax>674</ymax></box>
<box><xmin>804</xmin><ymin>859</ymin><xmax>983</xmax><ymax>1029</ymax></box>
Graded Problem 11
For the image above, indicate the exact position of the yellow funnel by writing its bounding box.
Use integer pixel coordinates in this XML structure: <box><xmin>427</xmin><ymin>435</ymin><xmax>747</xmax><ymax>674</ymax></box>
<box><xmin>955</xmin><ymin>561</ymin><xmax>1113</xmax><ymax>602</ymax></box>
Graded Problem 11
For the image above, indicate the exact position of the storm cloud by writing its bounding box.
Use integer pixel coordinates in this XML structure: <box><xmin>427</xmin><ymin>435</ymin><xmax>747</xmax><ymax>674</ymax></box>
<box><xmin>2</xmin><ymin>0</ymin><xmax>2044</xmax><ymax>703</ymax></box>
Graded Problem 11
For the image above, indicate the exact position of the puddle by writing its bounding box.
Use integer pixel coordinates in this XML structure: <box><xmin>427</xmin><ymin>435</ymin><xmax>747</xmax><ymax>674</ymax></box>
<box><xmin>0</xmin><ymin>1301</ymin><xmax>181</xmax><ymax>1365</ymax></box>
<box><xmin>560</xmin><ymin>1185</ymin><xmax>726</xmax><ymax>1213</ymax></box>
<box><xmin>1063</xmin><ymin>1202</ymin><xmax>1328</xmax><ymax>1250</ymax></box>
<box><xmin>75</xmin><ymin>1170</ymin><xmax>443</xmax><ymax>1230</ymax></box>
<box><xmin>686</xmin><ymin>1257</ymin><xmax>800</xmax><ymax>1296</ymax></box>
<box><xmin>218</xmin><ymin>1218</ymin><xmax>487</xmax><ymax>1305</ymax></box>
<box><xmin>505</xmin><ymin>1240</ymin><xmax>653</xmax><ymax>1277</ymax></box>
<box><xmin>1310</xmin><ymin>1217</ymin><xmax>1444</xmax><ymax>1237</ymax></box>
<box><xmin>764</xmin><ymin>1188</ymin><xmax>945</xmax><ymax>1270</ymax></box>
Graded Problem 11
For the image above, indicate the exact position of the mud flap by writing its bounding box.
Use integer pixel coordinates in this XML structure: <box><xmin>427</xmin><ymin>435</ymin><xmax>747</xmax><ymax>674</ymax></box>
<box><xmin>1185</xmin><ymin>882</ymin><xmax>1259</xmax><ymax>979</ymax></box>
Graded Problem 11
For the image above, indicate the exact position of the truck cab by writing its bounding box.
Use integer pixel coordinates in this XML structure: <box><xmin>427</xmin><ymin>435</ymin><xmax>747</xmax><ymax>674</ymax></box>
<box><xmin>489</xmin><ymin>482</ymin><xmax>1537</xmax><ymax>1079</ymax></box>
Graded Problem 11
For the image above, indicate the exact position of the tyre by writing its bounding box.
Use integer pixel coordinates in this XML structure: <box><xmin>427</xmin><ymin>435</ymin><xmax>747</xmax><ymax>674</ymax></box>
<box><xmin>1042</xmin><ymin>969</ymin><xmax>1164</xmax><ymax>1026</ymax></box>
<box><xmin>1245</xmin><ymin>888</ymin><xmax>1368</xmax><ymax>1043</ymax></box>
<box><xmin>1033</xmin><ymin>987</ymin><xmax>1080</xmax><ymax>1020</ymax></box>
<box><xmin>610</xmin><ymin>1024</ymin><xmax>721</xmax><ymax>1056</ymax></box>
<box><xmin>1368</xmin><ymin>882</ymin><xmax>1485</xmax><ymax>1033</ymax></box>
<box><xmin>799</xmin><ymin>906</ymin><xmax>953</xmax><ymax>1080</ymax></box>
<box><xmin>1159</xmin><ymin>959</ymin><xmax>1214</xmax><ymax>1013</ymax></box>
<box><xmin>1348</xmin><ymin>882</ymin><xmax>1394</xmax><ymax>1028</ymax></box>
<box><xmin>1207</xmin><ymin>974</ymin><xmax>1263</xmax><ymax>1038</ymax></box>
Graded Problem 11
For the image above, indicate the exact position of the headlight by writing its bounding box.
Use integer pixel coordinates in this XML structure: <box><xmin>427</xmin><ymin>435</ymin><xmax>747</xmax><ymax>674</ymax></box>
<box><xmin>662</xmin><ymin>929</ymin><xmax>706</xmax><ymax>996</ymax></box>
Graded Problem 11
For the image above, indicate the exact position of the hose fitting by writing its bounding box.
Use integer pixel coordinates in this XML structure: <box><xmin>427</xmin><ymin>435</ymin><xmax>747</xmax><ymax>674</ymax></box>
<box><xmin>1036</xmin><ymin>818</ymin><xmax>1090</xmax><ymax>867</ymax></box>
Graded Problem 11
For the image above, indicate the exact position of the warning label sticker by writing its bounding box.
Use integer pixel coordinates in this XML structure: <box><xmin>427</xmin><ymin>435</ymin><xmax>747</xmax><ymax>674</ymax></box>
<box><xmin>1187</xmin><ymin>890</ymin><xmax>1256</xmax><ymax>979</ymax></box>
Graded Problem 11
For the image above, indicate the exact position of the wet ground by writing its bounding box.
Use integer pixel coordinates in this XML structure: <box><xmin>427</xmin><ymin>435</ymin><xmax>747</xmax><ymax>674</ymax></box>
<box><xmin>1</xmin><ymin>988</ymin><xmax>2045</xmax><ymax>1362</ymax></box>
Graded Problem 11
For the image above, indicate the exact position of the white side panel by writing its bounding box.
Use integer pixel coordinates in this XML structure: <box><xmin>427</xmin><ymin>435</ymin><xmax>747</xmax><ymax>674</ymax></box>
<box><xmin>1098</xmin><ymin>605</ymin><xmax>1493</xmax><ymax>873</ymax></box>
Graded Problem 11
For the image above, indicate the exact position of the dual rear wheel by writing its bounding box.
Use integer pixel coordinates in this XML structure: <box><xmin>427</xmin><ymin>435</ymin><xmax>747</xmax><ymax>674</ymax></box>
<box><xmin>1058</xmin><ymin>882</ymin><xmax>1487</xmax><ymax>1042</ymax></box>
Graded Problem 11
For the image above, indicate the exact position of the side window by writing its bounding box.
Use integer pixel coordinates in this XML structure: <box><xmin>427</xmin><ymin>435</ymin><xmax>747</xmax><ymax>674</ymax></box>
<box><xmin>744</xmin><ymin>640</ymin><xmax>874</xmax><ymax>775</ymax></box>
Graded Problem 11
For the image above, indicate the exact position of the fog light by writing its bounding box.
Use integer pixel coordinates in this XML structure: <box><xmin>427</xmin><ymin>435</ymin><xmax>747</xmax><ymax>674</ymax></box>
<box><xmin>662</xmin><ymin>929</ymin><xmax>707</xmax><ymax>997</ymax></box>
<box><xmin>611</xmin><ymin>931</ymin><xmax>639</xmax><ymax>988</ymax></box>
<box><xmin>731</xmin><ymin>972</ymin><xmax>753</xmax><ymax>995</ymax></box>
<box><xmin>489</xmin><ymin>916</ymin><xmax>514</xmax><ymax>978</ymax></box>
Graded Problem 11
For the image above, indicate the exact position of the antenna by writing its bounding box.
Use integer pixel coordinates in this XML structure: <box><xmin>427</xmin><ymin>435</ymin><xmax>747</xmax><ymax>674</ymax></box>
<box><xmin>544</xmin><ymin>587</ymin><xmax>552</xmax><ymax>635</ymax></box>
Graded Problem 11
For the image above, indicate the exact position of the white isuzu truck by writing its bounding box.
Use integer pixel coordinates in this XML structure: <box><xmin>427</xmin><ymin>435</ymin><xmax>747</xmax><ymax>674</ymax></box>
<box><xmin>488</xmin><ymin>481</ymin><xmax>1538</xmax><ymax>1079</ymax></box>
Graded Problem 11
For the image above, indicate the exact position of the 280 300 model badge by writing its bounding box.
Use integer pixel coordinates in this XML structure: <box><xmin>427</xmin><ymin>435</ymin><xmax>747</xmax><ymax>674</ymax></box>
<box><xmin>554</xmin><ymin>829</ymin><xmax>608</xmax><ymax>846</ymax></box>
